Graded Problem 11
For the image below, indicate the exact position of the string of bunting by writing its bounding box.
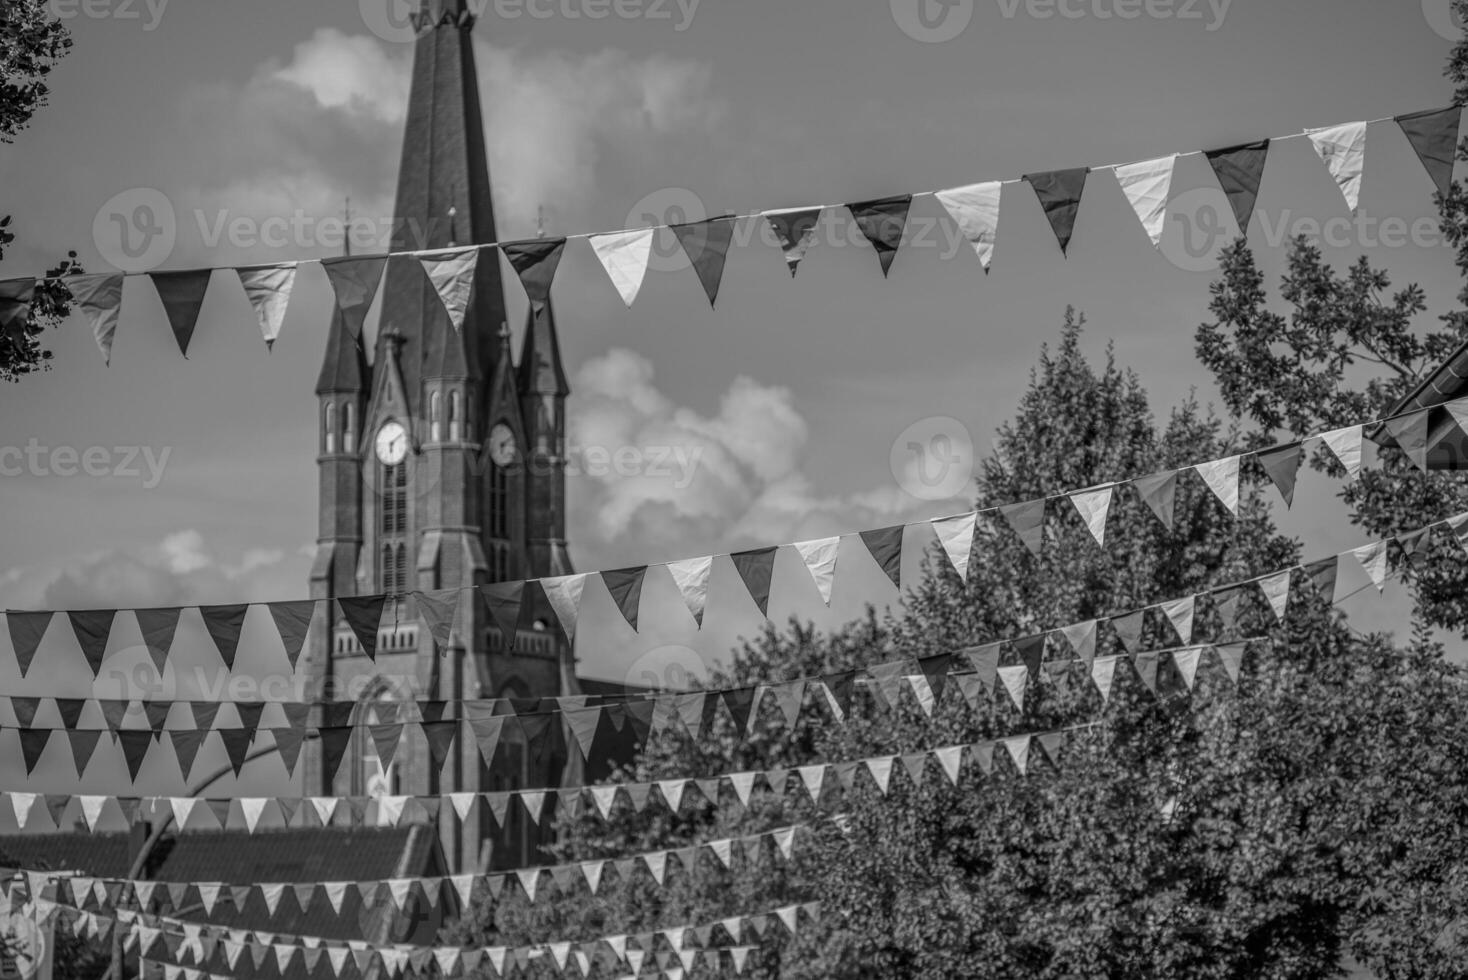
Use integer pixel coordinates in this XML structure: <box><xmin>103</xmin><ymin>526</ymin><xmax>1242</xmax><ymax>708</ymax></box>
<box><xmin>12</xmin><ymin>881</ymin><xmax>819</xmax><ymax>980</ymax></box>
<box><xmin>11</xmin><ymin>821</ymin><xmax>817</xmax><ymax>918</ymax></box>
<box><xmin>0</xmin><ymin>105</ymin><xmax>1459</xmax><ymax>363</ymax></box>
<box><xmin>3</xmin><ymin>391</ymin><xmax>1458</xmax><ymax>685</ymax></box>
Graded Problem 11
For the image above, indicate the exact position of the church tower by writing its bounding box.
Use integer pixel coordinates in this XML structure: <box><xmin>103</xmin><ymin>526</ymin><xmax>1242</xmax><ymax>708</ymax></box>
<box><xmin>304</xmin><ymin>0</ymin><xmax>574</xmax><ymax>873</ymax></box>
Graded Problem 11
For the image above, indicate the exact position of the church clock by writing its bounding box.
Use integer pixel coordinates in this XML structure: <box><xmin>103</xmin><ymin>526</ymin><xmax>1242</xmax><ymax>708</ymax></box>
<box><xmin>488</xmin><ymin>422</ymin><xmax>518</xmax><ymax>467</ymax></box>
<box><xmin>375</xmin><ymin>421</ymin><xmax>409</xmax><ymax>465</ymax></box>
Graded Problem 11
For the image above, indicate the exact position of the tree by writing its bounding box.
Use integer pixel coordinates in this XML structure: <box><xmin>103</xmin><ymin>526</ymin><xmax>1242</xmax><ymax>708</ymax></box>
<box><xmin>0</xmin><ymin>0</ymin><xmax>83</xmax><ymax>381</ymax></box>
<box><xmin>444</xmin><ymin>316</ymin><xmax>1468</xmax><ymax>978</ymax></box>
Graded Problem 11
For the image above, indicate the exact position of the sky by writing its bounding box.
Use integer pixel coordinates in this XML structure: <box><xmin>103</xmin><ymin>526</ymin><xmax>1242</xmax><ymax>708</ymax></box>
<box><xmin>0</xmin><ymin>0</ymin><xmax>1463</xmax><ymax>810</ymax></box>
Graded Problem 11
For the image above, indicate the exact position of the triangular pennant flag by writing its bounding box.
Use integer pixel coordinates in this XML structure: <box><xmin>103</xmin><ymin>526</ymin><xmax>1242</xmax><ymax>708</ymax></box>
<box><xmin>18</xmin><ymin>730</ymin><xmax>51</xmax><ymax>776</ymax></box>
<box><xmin>1133</xmin><ymin>651</ymin><xmax>1161</xmax><ymax>695</ymax></box>
<box><xmin>199</xmin><ymin>604</ymin><xmax>249</xmax><ymax>670</ymax></box>
<box><xmin>865</xmin><ymin>757</ymin><xmax>895</xmax><ymax>795</ymax></box>
<box><xmin>847</xmin><ymin>195</ymin><xmax>911</xmax><ymax>277</ymax></box>
<box><xmin>1173</xmin><ymin>646</ymin><xmax>1204</xmax><ymax>690</ymax></box>
<box><xmin>1384</xmin><ymin>410</ymin><xmax>1430</xmax><ymax>471</ymax></box>
<box><xmin>1257</xmin><ymin>443</ymin><xmax>1303</xmax><ymax>508</ymax></box>
<box><xmin>1114</xmin><ymin>155</ymin><xmax>1176</xmax><ymax>247</ymax></box>
<box><xmin>319</xmin><ymin>255</ymin><xmax>387</xmax><ymax>341</ymax></box>
<box><xmin>658</xmin><ymin>778</ymin><xmax>687</xmax><ymax>812</ymax></box>
<box><xmin>482</xmin><ymin>581</ymin><xmax>524</xmax><ymax>648</ymax></box>
<box><xmin>98</xmin><ymin>699</ymin><xmax>128</xmax><ymax>733</ymax></box>
<box><xmin>169</xmin><ymin>731</ymin><xmax>207</xmax><ymax>782</ymax></box>
<box><xmin>55</xmin><ymin>697</ymin><xmax>86</xmax><ymax>730</ymax></box>
<box><xmin>421</xmin><ymin>720</ymin><xmax>459</xmax><ymax>773</ymax></box>
<box><xmin>66</xmin><ymin>610</ymin><xmax>115</xmax><ymax>677</ymax></box>
<box><xmin>798</xmin><ymin>764</ymin><xmax>825</xmax><ymax>802</ymax></box>
<box><xmin>79</xmin><ymin>795</ymin><xmax>109</xmax><ymax>833</ymax></box>
<box><xmin>720</xmin><ymin>688</ymin><xmax>758</xmax><ymax>733</ymax></box>
<box><xmin>763</xmin><ymin>207</ymin><xmax>822</xmax><ymax>276</ymax></box>
<box><xmin>6</xmin><ymin>611</ymin><xmax>51</xmax><ymax>678</ymax></box>
<box><xmin>503</xmin><ymin>237</ymin><xmax>567</xmax><ymax>309</ymax></box>
<box><xmin>266</xmin><ymin>600</ymin><xmax>315</xmax><ymax>669</ymax></box>
<box><xmin>589</xmin><ymin>228</ymin><xmax>655</xmax><ymax>307</ymax></box>
<box><xmin>65</xmin><ymin>273</ymin><xmax>125</xmax><ymax>365</ymax></box>
<box><xmin>932</xmin><ymin>513</ymin><xmax>977</xmax><ymax>582</ymax></box>
<box><xmin>1195</xmin><ymin>456</ymin><xmax>1241</xmax><ymax>514</ymax></box>
<box><xmin>1396</xmin><ymin>105</ymin><xmax>1462</xmax><ymax>198</ymax></box>
<box><xmin>1205</xmin><ymin>140</ymin><xmax>1271</xmax><ymax>232</ymax></box>
<box><xmin>858</xmin><ymin>525</ymin><xmax>904</xmax><ymax>589</ymax></box>
<box><xmin>671</xmin><ymin>217</ymin><xmax>737</xmax><ymax>307</ymax></box>
<box><xmin>1132</xmin><ymin>469</ymin><xmax>1178</xmax><ymax>528</ymax></box>
<box><xmin>218</xmin><ymin>728</ymin><xmax>253</xmax><ymax>778</ymax></box>
<box><xmin>730</xmin><ymin>548</ymin><xmax>778</xmax><ymax>617</ymax></box>
<box><xmin>962</xmin><ymin>644</ymin><xmax>1000</xmax><ymax>692</ymax></box>
<box><xmin>1353</xmin><ymin>541</ymin><xmax>1390</xmax><ymax>592</ymax></box>
<box><xmin>149</xmin><ymin>270</ymin><xmax>214</xmax><ymax>357</ymax></box>
<box><xmin>414</xmin><ymin>588</ymin><xmax>461</xmax><ymax>655</ymax></box>
<box><xmin>1092</xmin><ymin>655</ymin><xmax>1120</xmax><ymax>703</ymax></box>
<box><xmin>67</xmin><ymin>730</ymin><xmax>102</xmax><ymax>778</ymax></box>
<box><xmin>600</xmin><ymin>567</ymin><xmax>647</xmax><ymax>632</ymax></box>
<box><xmin>117</xmin><ymin>730</ymin><xmax>153</xmax><ymax>781</ymax></box>
<box><xmin>729</xmin><ymin>771</ymin><xmax>757</xmax><ymax>808</ymax></box>
<box><xmin>240</xmin><ymin>798</ymin><xmax>270</xmax><ymax>835</ymax></box>
<box><xmin>564</xmin><ymin>707</ymin><xmax>602</xmax><ymax>763</ymax></box>
<box><xmin>1161</xmin><ymin>597</ymin><xmax>1195</xmax><ymax>645</ymax></box>
<box><xmin>370</xmin><ymin>723</ymin><xmax>403</xmax><ymax>770</ymax></box>
<box><xmin>769</xmin><ymin>679</ymin><xmax>806</xmax><ymax>730</ymax></box>
<box><xmin>235</xmin><ymin>264</ymin><xmax>297</xmax><ymax>349</ymax></box>
<box><xmin>418</xmin><ymin>246</ymin><xmax>479</xmax><ymax>333</ymax></box>
<box><xmin>271</xmin><ymin>727</ymin><xmax>306</xmax><ymax>778</ymax></box>
<box><xmin>934</xmin><ymin>181</ymin><xmax>1002</xmax><ymax>270</ymax></box>
<box><xmin>1000</xmin><ymin>499</ymin><xmax>1046</xmax><ymax>557</ymax></box>
<box><xmin>1259</xmin><ymin>570</ymin><xmax>1291</xmax><ymax>621</ymax></box>
<box><xmin>539</xmin><ymin>574</ymin><xmax>587</xmax><ymax>642</ymax></box>
<box><xmin>337</xmin><ymin>596</ymin><xmax>386</xmax><ymax>660</ymax></box>
<box><xmin>934</xmin><ymin>745</ymin><xmax>963</xmax><ymax>785</ymax></box>
<box><xmin>1321</xmin><ymin>427</ymin><xmax>1364</xmax><ymax>480</ymax></box>
<box><xmin>1111</xmin><ymin>609</ymin><xmax>1145</xmax><ymax>655</ymax></box>
<box><xmin>1059</xmin><ymin>619</ymin><xmax>1097</xmax><ymax>664</ymax></box>
<box><xmin>901</xmin><ymin>753</ymin><xmax>928</xmax><ymax>787</ymax></box>
<box><xmin>1306</xmin><ymin>121</ymin><xmax>1368</xmax><ymax>213</ymax></box>
<box><xmin>997</xmin><ymin>665</ymin><xmax>1027</xmax><ymax>712</ymax></box>
<box><xmin>666</xmin><ymin>557</ymin><xmax>712</xmax><ymax>628</ymax></box>
<box><xmin>793</xmin><ymin>537</ymin><xmax>840</xmax><ymax>605</ymax></box>
<box><xmin>1023</xmin><ymin>168</ymin><xmax>1089</xmax><ymax>254</ymax></box>
<box><xmin>1305</xmin><ymin>556</ymin><xmax>1340</xmax><ymax>603</ymax></box>
<box><xmin>318</xmin><ymin>725</ymin><xmax>353</xmax><ymax>785</ymax></box>
<box><xmin>1069</xmin><ymin>486</ymin><xmax>1113</xmax><ymax>546</ymax></box>
<box><xmin>1214</xmin><ymin>642</ymin><xmax>1247</xmax><ymax>683</ymax></box>
<box><xmin>134</xmin><ymin>608</ymin><xmax>181</xmax><ymax>676</ymax></box>
<box><xmin>1003</xmin><ymin>735</ymin><xmax>1031</xmax><ymax>775</ymax></box>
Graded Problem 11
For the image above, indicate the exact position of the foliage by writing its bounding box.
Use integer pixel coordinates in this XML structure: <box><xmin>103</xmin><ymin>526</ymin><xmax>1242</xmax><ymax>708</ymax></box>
<box><xmin>0</xmin><ymin>0</ymin><xmax>82</xmax><ymax>382</ymax></box>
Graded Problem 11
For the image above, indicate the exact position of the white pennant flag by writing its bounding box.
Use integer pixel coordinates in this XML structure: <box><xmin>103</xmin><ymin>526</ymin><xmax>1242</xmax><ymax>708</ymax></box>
<box><xmin>196</xmin><ymin>883</ymin><xmax>220</xmax><ymax>915</ymax></box>
<box><xmin>236</xmin><ymin>263</ymin><xmax>297</xmax><ymax>349</ymax></box>
<box><xmin>1069</xmin><ymin>486</ymin><xmax>1113</xmax><ymax>546</ymax></box>
<box><xmin>418</xmin><ymin>246</ymin><xmax>479</xmax><ymax>333</ymax></box>
<box><xmin>729</xmin><ymin>772</ymin><xmax>757</xmax><ymax>808</ymax></box>
<box><xmin>1160</xmin><ymin>596</ymin><xmax>1195</xmax><ymax>645</ymax></box>
<box><xmin>1195</xmin><ymin>456</ymin><xmax>1241</xmax><ymax>515</ymax></box>
<box><xmin>774</xmin><ymin>827</ymin><xmax>796</xmax><ymax>860</ymax></box>
<box><xmin>79</xmin><ymin>796</ymin><xmax>108</xmax><ymax>833</ymax></box>
<box><xmin>666</xmin><ymin>556</ymin><xmax>713</xmax><ymax>627</ymax></box>
<box><xmin>1092</xmin><ymin>655</ymin><xmax>1120</xmax><ymax>703</ymax></box>
<box><xmin>798</xmin><ymin>764</ymin><xmax>825</xmax><ymax>802</ymax></box>
<box><xmin>259</xmin><ymin>883</ymin><xmax>284</xmax><ymax>915</ymax></box>
<box><xmin>932</xmin><ymin>512</ymin><xmax>977</xmax><ymax>582</ymax></box>
<box><xmin>516</xmin><ymin>869</ymin><xmax>540</xmax><ymax>903</ymax></box>
<box><xmin>643</xmin><ymin>851</ymin><xmax>667</xmax><ymax>886</ymax></box>
<box><xmin>450</xmin><ymin>875</ymin><xmax>474</xmax><ymax>908</ymax></box>
<box><xmin>589</xmin><ymin>229</ymin><xmax>655</xmax><ymax>307</ymax></box>
<box><xmin>581</xmin><ymin>861</ymin><xmax>604</xmax><ymax>894</ymax></box>
<box><xmin>239</xmin><ymin>797</ymin><xmax>269</xmax><ymax>834</ymax></box>
<box><xmin>11</xmin><ymin>792</ymin><xmax>36</xmax><ymax>830</ymax></box>
<box><xmin>309</xmin><ymin>797</ymin><xmax>339</xmax><ymax>826</ymax></box>
<box><xmin>1003</xmin><ymin>736</ymin><xmax>1031</xmax><ymax>775</ymax></box>
<box><xmin>170</xmin><ymin>797</ymin><xmax>199</xmax><ymax>830</ymax></box>
<box><xmin>997</xmin><ymin>665</ymin><xmax>1027</xmax><ymax>712</ymax></box>
<box><xmin>448</xmin><ymin>793</ymin><xmax>476</xmax><ymax>822</ymax></box>
<box><xmin>710</xmin><ymin>838</ymin><xmax>733</xmax><ymax>869</ymax></box>
<box><xmin>377</xmin><ymin>795</ymin><xmax>409</xmax><ymax>828</ymax></box>
<box><xmin>386</xmin><ymin>879</ymin><xmax>412</xmax><ymax>912</ymax></box>
<box><xmin>1352</xmin><ymin>541</ymin><xmax>1390</xmax><ymax>592</ymax></box>
<box><xmin>1173</xmin><ymin>646</ymin><xmax>1204</xmax><ymax>690</ymax></box>
<box><xmin>539</xmin><ymin>574</ymin><xmax>588</xmax><ymax>641</ymax></box>
<box><xmin>933</xmin><ymin>181</ymin><xmax>1002</xmax><ymax>270</ymax></box>
<box><xmin>1114</xmin><ymin>155</ymin><xmax>1178</xmax><ymax>248</ymax></box>
<box><xmin>1320</xmin><ymin>426</ymin><xmax>1364</xmax><ymax>480</ymax></box>
<box><xmin>323</xmin><ymin>881</ymin><xmax>348</xmax><ymax>915</ymax></box>
<box><xmin>866</xmin><ymin>756</ymin><xmax>895</xmax><ymax>795</ymax></box>
<box><xmin>591</xmin><ymin>785</ymin><xmax>620</xmax><ymax>820</ymax></box>
<box><xmin>1259</xmin><ymin>570</ymin><xmax>1291</xmax><ymax>621</ymax></box>
<box><xmin>65</xmin><ymin>272</ymin><xmax>127</xmax><ymax>365</ymax></box>
<box><xmin>934</xmin><ymin>746</ymin><xmax>963</xmax><ymax>785</ymax></box>
<box><xmin>327</xmin><ymin>947</ymin><xmax>349</xmax><ymax>976</ymax></box>
<box><xmin>657</xmin><ymin>779</ymin><xmax>686</xmax><ymax>812</ymax></box>
<box><xmin>1306</xmin><ymin>121</ymin><xmax>1369</xmax><ymax>213</ymax></box>
<box><xmin>793</xmin><ymin>538</ymin><xmax>840</xmax><ymax>605</ymax></box>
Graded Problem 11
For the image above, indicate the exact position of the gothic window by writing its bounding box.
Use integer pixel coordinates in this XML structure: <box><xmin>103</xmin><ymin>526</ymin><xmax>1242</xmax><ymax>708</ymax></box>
<box><xmin>344</xmin><ymin>403</ymin><xmax>356</xmax><ymax>453</ymax></box>
<box><xmin>430</xmin><ymin>392</ymin><xmax>443</xmax><ymax>442</ymax></box>
<box><xmin>489</xmin><ymin>463</ymin><xmax>508</xmax><ymax>539</ymax></box>
<box><xmin>324</xmin><ymin>404</ymin><xmax>337</xmax><ymax>453</ymax></box>
<box><xmin>449</xmin><ymin>391</ymin><xmax>462</xmax><ymax>441</ymax></box>
<box><xmin>379</xmin><ymin>463</ymin><xmax>408</xmax><ymax>593</ymax></box>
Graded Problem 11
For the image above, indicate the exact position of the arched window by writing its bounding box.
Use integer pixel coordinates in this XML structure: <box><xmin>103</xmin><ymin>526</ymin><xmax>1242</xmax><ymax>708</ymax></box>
<box><xmin>324</xmin><ymin>404</ymin><xmax>337</xmax><ymax>453</ymax></box>
<box><xmin>449</xmin><ymin>391</ymin><xmax>462</xmax><ymax>441</ymax></box>
<box><xmin>489</xmin><ymin>463</ymin><xmax>508</xmax><ymax>539</ymax></box>
<box><xmin>430</xmin><ymin>392</ymin><xmax>442</xmax><ymax>442</ymax></box>
<box><xmin>344</xmin><ymin>403</ymin><xmax>356</xmax><ymax>453</ymax></box>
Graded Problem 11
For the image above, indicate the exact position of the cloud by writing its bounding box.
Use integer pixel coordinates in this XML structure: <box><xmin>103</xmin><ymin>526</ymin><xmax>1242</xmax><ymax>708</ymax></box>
<box><xmin>0</xmin><ymin>533</ymin><xmax>302</xmax><ymax>611</ymax></box>
<box><xmin>565</xmin><ymin>350</ymin><xmax>958</xmax><ymax>569</ymax></box>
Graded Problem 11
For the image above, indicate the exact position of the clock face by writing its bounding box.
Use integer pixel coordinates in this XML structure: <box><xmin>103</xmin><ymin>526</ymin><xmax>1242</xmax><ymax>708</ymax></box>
<box><xmin>375</xmin><ymin>421</ymin><xmax>409</xmax><ymax>465</ymax></box>
<box><xmin>488</xmin><ymin>423</ymin><xmax>518</xmax><ymax>467</ymax></box>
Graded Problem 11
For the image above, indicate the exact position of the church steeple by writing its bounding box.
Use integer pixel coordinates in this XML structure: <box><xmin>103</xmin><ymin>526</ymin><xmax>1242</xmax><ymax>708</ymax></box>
<box><xmin>374</xmin><ymin>0</ymin><xmax>507</xmax><ymax>410</ymax></box>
